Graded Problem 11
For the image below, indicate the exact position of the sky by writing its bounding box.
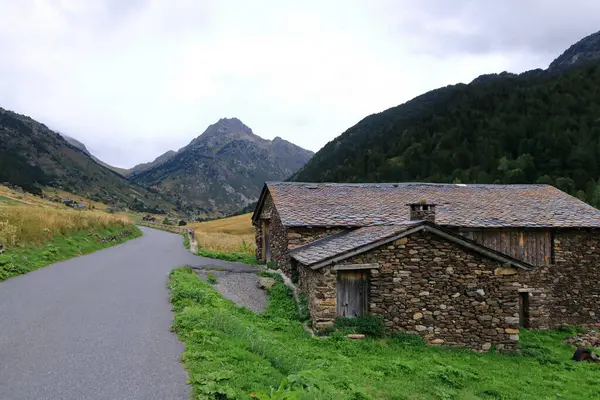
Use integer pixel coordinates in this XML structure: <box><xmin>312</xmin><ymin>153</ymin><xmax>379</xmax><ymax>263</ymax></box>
<box><xmin>0</xmin><ymin>0</ymin><xmax>599</xmax><ymax>168</ymax></box>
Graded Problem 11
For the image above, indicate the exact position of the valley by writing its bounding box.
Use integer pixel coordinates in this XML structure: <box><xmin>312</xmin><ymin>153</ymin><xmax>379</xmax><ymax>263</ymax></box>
<box><xmin>2</xmin><ymin>15</ymin><xmax>600</xmax><ymax>400</ymax></box>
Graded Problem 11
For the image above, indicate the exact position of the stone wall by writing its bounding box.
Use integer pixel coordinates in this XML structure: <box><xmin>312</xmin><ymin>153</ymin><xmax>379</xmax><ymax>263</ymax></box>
<box><xmin>298</xmin><ymin>264</ymin><xmax>337</xmax><ymax>329</ymax></box>
<box><xmin>546</xmin><ymin>230</ymin><xmax>600</xmax><ymax>326</ymax></box>
<box><xmin>297</xmin><ymin>230</ymin><xmax>535</xmax><ymax>351</ymax></box>
<box><xmin>290</xmin><ymin>227</ymin><xmax>600</xmax><ymax>351</ymax></box>
<box><xmin>254</xmin><ymin>195</ymin><xmax>289</xmax><ymax>271</ymax></box>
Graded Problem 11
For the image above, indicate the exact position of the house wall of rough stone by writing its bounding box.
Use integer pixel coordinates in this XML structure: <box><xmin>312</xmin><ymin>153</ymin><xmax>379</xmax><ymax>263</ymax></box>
<box><xmin>297</xmin><ymin>231</ymin><xmax>533</xmax><ymax>351</ymax></box>
<box><xmin>297</xmin><ymin>264</ymin><xmax>337</xmax><ymax>329</ymax></box>
<box><xmin>544</xmin><ymin>230</ymin><xmax>600</xmax><ymax>326</ymax></box>
<box><xmin>254</xmin><ymin>194</ymin><xmax>288</xmax><ymax>271</ymax></box>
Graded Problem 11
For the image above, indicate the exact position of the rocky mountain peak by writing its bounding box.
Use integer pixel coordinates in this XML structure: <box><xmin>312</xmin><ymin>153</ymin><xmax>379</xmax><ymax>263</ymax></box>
<box><xmin>130</xmin><ymin>118</ymin><xmax>314</xmax><ymax>215</ymax></box>
<box><xmin>549</xmin><ymin>29</ymin><xmax>600</xmax><ymax>72</ymax></box>
<box><xmin>188</xmin><ymin>117</ymin><xmax>260</xmax><ymax>149</ymax></box>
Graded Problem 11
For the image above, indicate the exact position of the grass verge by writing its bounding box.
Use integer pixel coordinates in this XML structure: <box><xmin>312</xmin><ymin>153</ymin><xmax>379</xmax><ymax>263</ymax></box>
<box><xmin>169</xmin><ymin>267</ymin><xmax>600</xmax><ymax>400</ymax></box>
<box><xmin>189</xmin><ymin>213</ymin><xmax>256</xmax><ymax>261</ymax></box>
<box><xmin>0</xmin><ymin>225</ymin><xmax>141</xmax><ymax>282</ymax></box>
<box><xmin>196</xmin><ymin>247</ymin><xmax>260</xmax><ymax>265</ymax></box>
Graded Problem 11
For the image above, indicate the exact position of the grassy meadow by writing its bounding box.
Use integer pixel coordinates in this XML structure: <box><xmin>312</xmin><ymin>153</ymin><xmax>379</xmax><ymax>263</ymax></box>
<box><xmin>0</xmin><ymin>206</ymin><xmax>130</xmax><ymax>247</ymax></box>
<box><xmin>0</xmin><ymin>186</ymin><xmax>141</xmax><ymax>281</ymax></box>
<box><xmin>170</xmin><ymin>267</ymin><xmax>600</xmax><ymax>400</ymax></box>
<box><xmin>188</xmin><ymin>213</ymin><xmax>258</xmax><ymax>264</ymax></box>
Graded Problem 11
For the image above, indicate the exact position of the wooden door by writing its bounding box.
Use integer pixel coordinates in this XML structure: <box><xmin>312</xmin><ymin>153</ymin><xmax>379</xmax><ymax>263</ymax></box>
<box><xmin>336</xmin><ymin>270</ymin><xmax>368</xmax><ymax>317</ymax></box>
<box><xmin>262</xmin><ymin>220</ymin><xmax>271</xmax><ymax>262</ymax></box>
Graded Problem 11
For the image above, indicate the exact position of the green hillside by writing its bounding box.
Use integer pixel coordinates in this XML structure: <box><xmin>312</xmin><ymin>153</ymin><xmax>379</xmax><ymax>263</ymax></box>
<box><xmin>293</xmin><ymin>62</ymin><xmax>600</xmax><ymax>207</ymax></box>
<box><xmin>0</xmin><ymin>107</ymin><xmax>174</xmax><ymax>213</ymax></box>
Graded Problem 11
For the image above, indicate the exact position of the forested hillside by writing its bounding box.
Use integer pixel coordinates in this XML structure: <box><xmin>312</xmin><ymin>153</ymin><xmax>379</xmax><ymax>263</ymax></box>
<box><xmin>293</xmin><ymin>61</ymin><xmax>600</xmax><ymax>207</ymax></box>
<box><xmin>0</xmin><ymin>107</ymin><xmax>174</xmax><ymax>213</ymax></box>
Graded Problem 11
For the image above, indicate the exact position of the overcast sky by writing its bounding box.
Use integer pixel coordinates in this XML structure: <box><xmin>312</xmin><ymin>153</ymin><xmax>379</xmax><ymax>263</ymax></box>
<box><xmin>0</xmin><ymin>1</ymin><xmax>598</xmax><ymax>168</ymax></box>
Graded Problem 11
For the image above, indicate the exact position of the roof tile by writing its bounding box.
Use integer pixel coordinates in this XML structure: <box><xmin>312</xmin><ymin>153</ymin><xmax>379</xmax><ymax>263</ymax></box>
<box><xmin>266</xmin><ymin>182</ymin><xmax>600</xmax><ymax>228</ymax></box>
<box><xmin>290</xmin><ymin>223</ymin><xmax>418</xmax><ymax>266</ymax></box>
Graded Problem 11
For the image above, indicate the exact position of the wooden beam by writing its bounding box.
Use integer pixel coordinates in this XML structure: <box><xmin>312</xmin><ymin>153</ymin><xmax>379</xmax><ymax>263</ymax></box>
<box><xmin>333</xmin><ymin>263</ymin><xmax>380</xmax><ymax>271</ymax></box>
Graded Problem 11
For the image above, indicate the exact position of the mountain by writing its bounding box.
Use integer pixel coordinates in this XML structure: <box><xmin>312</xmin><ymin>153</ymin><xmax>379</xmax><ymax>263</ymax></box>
<box><xmin>60</xmin><ymin>134</ymin><xmax>129</xmax><ymax>176</ymax></box>
<box><xmin>127</xmin><ymin>150</ymin><xmax>177</xmax><ymax>178</ymax></box>
<box><xmin>131</xmin><ymin>118</ymin><xmax>314</xmax><ymax>215</ymax></box>
<box><xmin>292</xmin><ymin>30</ymin><xmax>600</xmax><ymax>208</ymax></box>
<box><xmin>549</xmin><ymin>30</ymin><xmax>600</xmax><ymax>72</ymax></box>
<box><xmin>60</xmin><ymin>133</ymin><xmax>177</xmax><ymax>178</ymax></box>
<box><xmin>0</xmin><ymin>107</ymin><xmax>174</xmax><ymax>213</ymax></box>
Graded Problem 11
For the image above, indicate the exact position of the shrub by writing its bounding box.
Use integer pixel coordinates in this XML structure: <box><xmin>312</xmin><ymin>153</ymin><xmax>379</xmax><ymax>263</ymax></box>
<box><xmin>335</xmin><ymin>315</ymin><xmax>385</xmax><ymax>337</ymax></box>
<box><xmin>266</xmin><ymin>260</ymin><xmax>280</xmax><ymax>270</ymax></box>
<box><xmin>178</xmin><ymin>220</ymin><xmax>187</xmax><ymax>226</ymax></box>
<box><xmin>390</xmin><ymin>332</ymin><xmax>426</xmax><ymax>346</ymax></box>
<box><xmin>207</xmin><ymin>272</ymin><xmax>217</xmax><ymax>284</ymax></box>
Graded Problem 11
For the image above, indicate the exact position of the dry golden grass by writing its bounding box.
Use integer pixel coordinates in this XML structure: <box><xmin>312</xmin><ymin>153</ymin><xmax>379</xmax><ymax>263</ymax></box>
<box><xmin>0</xmin><ymin>186</ymin><xmax>108</xmax><ymax>211</ymax></box>
<box><xmin>189</xmin><ymin>213</ymin><xmax>255</xmax><ymax>254</ymax></box>
<box><xmin>188</xmin><ymin>213</ymin><xmax>254</xmax><ymax>235</ymax></box>
<box><xmin>0</xmin><ymin>206</ymin><xmax>130</xmax><ymax>247</ymax></box>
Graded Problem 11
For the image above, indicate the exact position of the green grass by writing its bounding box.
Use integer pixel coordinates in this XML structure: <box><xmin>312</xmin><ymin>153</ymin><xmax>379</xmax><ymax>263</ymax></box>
<box><xmin>169</xmin><ymin>267</ymin><xmax>600</xmax><ymax>400</ymax></box>
<box><xmin>0</xmin><ymin>196</ymin><xmax>25</xmax><ymax>205</ymax></box>
<box><xmin>196</xmin><ymin>247</ymin><xmax>260</xmax><ymax>265</ymax></box>
<box><xmin>0</xmin><ymin>225</ymin><xmax>141</xmax><ymax>282</ymax></box>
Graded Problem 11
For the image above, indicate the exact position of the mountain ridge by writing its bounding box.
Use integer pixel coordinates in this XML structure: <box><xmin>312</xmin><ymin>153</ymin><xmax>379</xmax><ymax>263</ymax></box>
<box><xmin>60</xmin><ymin>134</ymin><xmax>130</xmax><ymax>176</ymax></box>
<box><xmin>0</xmin><ymin>107</ymin><xmax>175</xmax><ymax>213</ymax></box>
<box><xmin>131</xmin><ymin>118</ymin><xmax>314</xmax><ymax>215</ymax></box>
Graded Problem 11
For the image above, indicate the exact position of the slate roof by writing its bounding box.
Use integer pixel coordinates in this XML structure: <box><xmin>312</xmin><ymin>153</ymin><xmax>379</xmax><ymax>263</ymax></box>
<box><xmin>290</xmin><ymin>223</ymin><xmax>419</xmax><ymax>266</ymax></box>
<box><xmin>259</xmin><ymin>182</ymin><xmax>600</xmax><ymax>228</ymax></box>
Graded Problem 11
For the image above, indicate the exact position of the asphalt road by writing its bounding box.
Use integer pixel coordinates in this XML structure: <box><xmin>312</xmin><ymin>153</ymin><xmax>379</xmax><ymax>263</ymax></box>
<box><xmin>0</xmin><ymin>227</ymin><xmax>255</xmax><ymax>400</ymax></box>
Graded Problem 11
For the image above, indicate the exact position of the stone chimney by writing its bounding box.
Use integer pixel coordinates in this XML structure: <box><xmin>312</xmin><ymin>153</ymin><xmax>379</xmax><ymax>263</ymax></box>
<box><xmin>407</xmin><ymin>202</ymin><xmax>436</xmax><ymax>223</ymax></box>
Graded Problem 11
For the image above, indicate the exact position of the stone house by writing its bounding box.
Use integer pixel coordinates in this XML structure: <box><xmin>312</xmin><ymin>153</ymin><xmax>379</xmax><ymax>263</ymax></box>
<box><xmin>252</xmin><ymin>182</ymin><xmax>600</xmax><ymax>351</ymax></box>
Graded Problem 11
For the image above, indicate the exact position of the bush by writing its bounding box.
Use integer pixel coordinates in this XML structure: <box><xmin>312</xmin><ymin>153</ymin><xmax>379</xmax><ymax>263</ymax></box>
<box><xmin>178</xmin><ymin>220</ymin><xmax>187</xmax><ymax>226</ymax></box>
<box><xmin>335</xmin><ymin>315</ymin><xmax>385</xmax><ymax>337</ymax></box>
<box><xmin>207</xmin><ymin>272</ymin><xmax>217</xmax><ymax>284</ymax></box>
<box><xmin>266</xmin><ymin>260</ymin><xmax>280</xmax><ymax>270</ymax></box>
<box><xmin>390</xmin><ymin>332</ymin><xmax>426</xmax><ymax>346</ymax></box>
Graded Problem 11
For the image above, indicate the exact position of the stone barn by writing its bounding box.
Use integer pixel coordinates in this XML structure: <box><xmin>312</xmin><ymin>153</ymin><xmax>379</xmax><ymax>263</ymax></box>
<box><xmin>252</xmin><ymin>182</ymin><xmax>600</xmax><ymax>351</ymax></box>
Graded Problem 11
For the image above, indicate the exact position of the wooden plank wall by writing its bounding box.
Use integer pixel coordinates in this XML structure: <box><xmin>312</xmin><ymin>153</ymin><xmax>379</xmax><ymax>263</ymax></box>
<box><xmin>460</xmin><ymin>229</ymin><xmax>551</xmax><ymax>266</ymax></box>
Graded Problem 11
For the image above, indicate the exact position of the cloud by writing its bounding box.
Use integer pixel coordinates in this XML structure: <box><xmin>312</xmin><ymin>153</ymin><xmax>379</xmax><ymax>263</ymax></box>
<box><xmin>0</xmin><ymin>0</ymin><xmax>596</xmax><ymax>167</ymax></box>
<box><xmin>372</xmin><ymin>0</ymin><xmax>600</xmax><ymax>57</ymax></box>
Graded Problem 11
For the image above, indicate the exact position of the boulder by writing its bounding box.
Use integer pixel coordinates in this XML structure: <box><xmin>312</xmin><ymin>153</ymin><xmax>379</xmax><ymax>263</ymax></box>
<box><xmin>573</xmin><ymin>347</ymin><xmax>600</xmax><ymax>362</ymax></box>
<box><xmin>257</xmin><ymin>277</ymin><xmax>277</xmax><ymax>290</ymax></box>
<box><xmin>347</xmin><ymin>334</ymin><xmax>365</xmax><ymax>340</ymax></box>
